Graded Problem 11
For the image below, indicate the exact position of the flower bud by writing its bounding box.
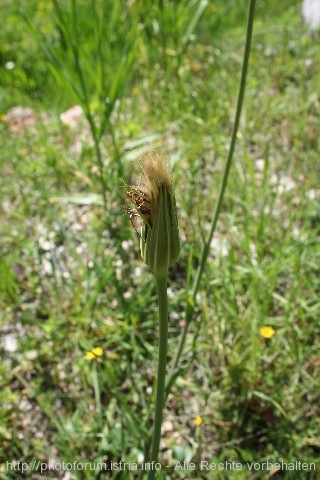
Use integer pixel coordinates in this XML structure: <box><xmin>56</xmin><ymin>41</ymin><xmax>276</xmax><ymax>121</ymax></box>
<box><xmin>127</xmin><ymin>152</ymin><xmax>180</xmax><ymax>275</ymax></box>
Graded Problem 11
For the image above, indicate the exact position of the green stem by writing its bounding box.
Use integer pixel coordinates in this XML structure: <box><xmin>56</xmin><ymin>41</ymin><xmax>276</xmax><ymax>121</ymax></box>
<box><xmin>92</xmin><ymin>131</ymin><xmax>108</xmax><ymax>211</ymax></box>
<box><xmin>91</xmin><ymin>362</ymin><xmax>102</xmax><ymax>427</ymax></box>
<box><xmin>166</xmin><ymin>0</ymin><xmax>256</xmax><ymax>389</ymax></box>
<box><xmin>147</xmin><ymin>272</ymin><xmax>168</xmax><ymax>480</ymax></box>
<box><xmin>69</xmin><ymin>1</ymin><xmax>109</xmax><ymax>211</ymax></box>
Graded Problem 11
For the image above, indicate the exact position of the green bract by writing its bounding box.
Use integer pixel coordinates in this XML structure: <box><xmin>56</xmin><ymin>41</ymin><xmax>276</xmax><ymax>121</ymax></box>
<box><xmin>128</xmin><ymin>152</ymin><xmax>180</xmax><ymax>275</ymax></box>
<box><xmin>141</xmin><ymin>184</ymin><xmax>180</xmax><ymax>275</ymax></box>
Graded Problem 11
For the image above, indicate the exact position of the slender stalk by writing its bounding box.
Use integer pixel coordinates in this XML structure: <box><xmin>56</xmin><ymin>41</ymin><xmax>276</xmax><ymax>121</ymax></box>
<box><xmin>91</xmin><ymin>362</ymin><xmax>102</xmax><ymax>427</ymax></box>
<box><xmin>167</xmin><ymin>0</ymin><xmax>256</xmax><ymax>388</ymax></box>
<box><xmin>92</xmin><ymin>131</ymin><xmax>108</xmax><ymax>211</ymax></box>
<box><xmin>68</xmin><ymin>0</ymin><xmax>109</xmax><ymax>211</ymax></box>
<box><xmin>147</xmin><ymin>272</ymin><xmax>168</xmax><ymax>480</ymax></box>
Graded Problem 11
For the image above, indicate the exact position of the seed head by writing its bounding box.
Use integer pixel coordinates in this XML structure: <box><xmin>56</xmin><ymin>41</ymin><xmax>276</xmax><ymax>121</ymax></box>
<box><xmin>127</xmin><ymin>152</ymin><xmax>180</xmax><ymax>275</ymax></box>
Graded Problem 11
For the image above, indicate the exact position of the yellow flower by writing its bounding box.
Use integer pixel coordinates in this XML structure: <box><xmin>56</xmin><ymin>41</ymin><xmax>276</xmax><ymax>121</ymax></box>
<box><xmin>84</xmin><ymin>347</ymin><xmax>104</xmax><ymax>360</ymax></box>
<box><xmin>127</xmin><ymin>152</ymin><xmax>180</xmax><ymax>275</ymax></box>
<box><xmin>194</xmin><ymin>415</ymin><xmax>203</xmax><ymax>427</ymax></box>
<box><xmin>259</xmin><ymin>326</ymin><xmax>275</xmax><ymax>339</ymax></box>
<box><xmin>132</xmin><ymin>86</ymin><xmax>141</xmax><ymax>95</ymax></box>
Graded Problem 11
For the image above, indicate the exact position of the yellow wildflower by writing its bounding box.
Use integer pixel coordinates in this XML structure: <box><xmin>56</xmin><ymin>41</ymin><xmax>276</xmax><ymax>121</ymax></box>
<box><xmin>84</xmin><ymin>347</ymin><xmax>104</xmax><ymax>360</ymax></box>
<box><xmin>259</xmin><ymin>326</ymin><xmax>275</xmax><ymax>339</ymax></box>
<box><xmin>194</xmin><ymin>415</ymin><xmax>203</xmax><ymax>427</ymax></box>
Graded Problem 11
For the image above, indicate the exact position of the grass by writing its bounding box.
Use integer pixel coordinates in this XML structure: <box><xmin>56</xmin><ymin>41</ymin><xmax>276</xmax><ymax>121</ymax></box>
<box><xmin>1</xmin><ymin>0</ymin><xmax>320</xmax><ymax>479</ymax></box>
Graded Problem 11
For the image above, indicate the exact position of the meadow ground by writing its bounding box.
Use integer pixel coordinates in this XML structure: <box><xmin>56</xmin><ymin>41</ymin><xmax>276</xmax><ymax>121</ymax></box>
<box><xmin>1</xmin><ymin>1</ymin><xmax>319</xmax><ymax>479</ymax></box>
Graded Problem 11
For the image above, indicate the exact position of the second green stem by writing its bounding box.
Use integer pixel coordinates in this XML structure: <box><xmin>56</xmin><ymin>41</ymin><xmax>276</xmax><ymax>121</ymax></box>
<box><xmin>148</xmin><ymin>272</ymin><xmax>168</xmax><ymax>480</ymax></box>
